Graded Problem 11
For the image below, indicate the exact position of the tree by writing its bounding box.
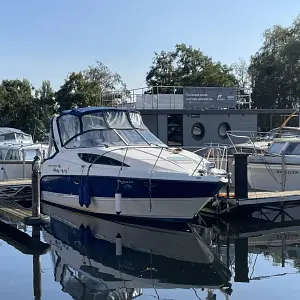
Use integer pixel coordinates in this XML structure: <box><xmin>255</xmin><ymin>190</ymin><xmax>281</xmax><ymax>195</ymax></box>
<box><xmin>146</xmin><ymin>43</ymin><xmax>237</xmax><ymax>92</ymax></box>
<box><xmin>231</xmin><ymin>57</ymin><xmax>251</xmax><ymax>93</ymax></box>
<box><xmin>249</xmin><ymin>16</ymin><xmax>300</xmax><ymax>109</ymax></box>
<box><xmin>56</xmin><ymin>61</ymin><xmax>128</xmax><ymax>110</ymax></box>
<box><xmin>34</xmin><ymin>80</ymin><xmax>56</xmax><ymax>139</ymax></box>
<box><xmin>55</xmin><ymin>72</ymin><xmax>99</xmax><ymax>111</ymax></box>
<box><xmin>83</xmin><ymin>60</ymin><xmax>128</xmax><ymax>106</ymax></box>
<box><xmin>0</xmin><ymin>79</ymin><xmax>41</xmax><ymax>138</ymax></box>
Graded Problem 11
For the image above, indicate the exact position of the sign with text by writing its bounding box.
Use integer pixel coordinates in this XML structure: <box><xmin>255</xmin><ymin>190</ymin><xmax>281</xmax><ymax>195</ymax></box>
<box><xmin>183</xmin><ymin>87</ymin><xmax>237</xmax><ymax>109</ymax></box>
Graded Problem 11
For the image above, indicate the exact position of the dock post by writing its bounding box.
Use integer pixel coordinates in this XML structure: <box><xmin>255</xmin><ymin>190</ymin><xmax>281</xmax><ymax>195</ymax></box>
<box><xmin>281</xmin><ymin>149</ymin><xmax>286</xmax><ymax>191</ymax></box>
<box><xmin>234</xmin><ymin>153</ymin><xmax>249</xmax><ymax>199</ymax></box>
<box><xmin>22</xmin><ymin>149</ymin><xmax>26</xmax><ymax>179</ymax></box>
<box><xmin>32</xmin><ymin>155</ymin><xmax>41</xmax><ymax>218</ymax></box>
<box><xmin>24</xmin><ymin>156</ymin><xmax>50</xmax><ymax>226</ymax></box>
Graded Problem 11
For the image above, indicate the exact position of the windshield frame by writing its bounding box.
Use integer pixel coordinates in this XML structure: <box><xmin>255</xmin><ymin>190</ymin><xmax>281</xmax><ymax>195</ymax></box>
<box><xmin>57</xmin><ymin>109</ymin><xmax>166</xmax><ymax>149</ymax></box>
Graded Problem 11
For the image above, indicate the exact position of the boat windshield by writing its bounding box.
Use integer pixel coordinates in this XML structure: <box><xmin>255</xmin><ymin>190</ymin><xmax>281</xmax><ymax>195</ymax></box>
<box><xmin>268</xmin><ymin>141</ymin><xmax>300</xmax><ymax>155</ymax></box>
<box><xmin>137</xmin><ymin>129</ymin><xmax>166</xmax><ymax>147</ymax></box>
<box><xmin>59</xmin><ymin>110</ymin><xmax>167</xmax><ymax>148</ymax></box>
<box><xmin>65</xmin><ymin>130</ymin><xmax>126</xmax><ymax>148</ymax></box>
<box><xmin>267</xmin><ymin>142</ymin><xmax>286</xmax><ymax>154</ymax></box>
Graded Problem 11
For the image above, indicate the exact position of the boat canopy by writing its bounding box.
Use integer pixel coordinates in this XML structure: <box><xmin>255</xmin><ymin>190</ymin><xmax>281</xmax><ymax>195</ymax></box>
<box><xmin>56</xmin><ymin>107</ymin><xmax>166</xmax><ymax>148</ymax></box>
<box><xmin>0</xmin><ymin>127</ymin><xmax>33</xmax><ymax>143</ymax></box>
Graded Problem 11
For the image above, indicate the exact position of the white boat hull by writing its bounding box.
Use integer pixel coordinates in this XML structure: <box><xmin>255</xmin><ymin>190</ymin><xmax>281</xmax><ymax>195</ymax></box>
<box><xmin>42</xmin><ymin>191</ymin><xmax>211</xmax><ymax>220</ymax></box>
<box><xmin>248</xmin><ymin>162</ymin><xmax>300</xmax><ymax>191</ymax></box>
<box><xmin>0</xmin><ymin>162</ymin><xmax>32</xmax><ymax>180</ymax></box>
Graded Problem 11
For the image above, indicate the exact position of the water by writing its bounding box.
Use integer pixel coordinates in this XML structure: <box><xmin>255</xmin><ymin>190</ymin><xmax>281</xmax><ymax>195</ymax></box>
<box><xmin>1</xmin><ymin>203</ymin><xmax>300</xmax><ymax>299</ymax></box>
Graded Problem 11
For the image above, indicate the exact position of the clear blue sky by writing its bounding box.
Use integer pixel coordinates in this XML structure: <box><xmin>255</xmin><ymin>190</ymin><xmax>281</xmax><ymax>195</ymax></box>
<box><xmin>0</xmin><ymin>0</ymin><xmax>299</xmax><ymax>91</ymax></box>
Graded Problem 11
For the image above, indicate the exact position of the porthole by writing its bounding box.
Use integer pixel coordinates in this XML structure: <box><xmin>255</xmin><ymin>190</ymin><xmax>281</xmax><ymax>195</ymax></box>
<box><xmin>191</xmin><ymin>122</ymin><xmax>205</xmax><ymax>140</ymax></box>
<box><xmin>218</xmin><ymin>122</ymin><xmax>231</xmax><ymax>139</ymax></box>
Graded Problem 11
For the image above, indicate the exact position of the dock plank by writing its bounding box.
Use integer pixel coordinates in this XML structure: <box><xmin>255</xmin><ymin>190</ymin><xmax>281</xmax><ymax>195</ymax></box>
<box><xmin>238</xmin><ymin>190</ymin><xmax>300</xmax><ymax>206</ymax></box>
<box><xmin>0</xmin><ymin>200</ymin><xmax>49</xmax><ymax>225</ymax></box>
<box><xmin>0</xmin><ymin>179</ymin><xmax>32</xmax><ymax>200</ymax></box>
<box><xmin>247</xmin><ymin>190</ymin><xmax>300</xmax><ymax>199</ymax></box>
<box><xmin>0</xmin><ymin>179</ymin><xmax>31</xmax><ymax>186</ymax></box>
<box><xmin>0</xmin><ymin>200</ymin><xmax>33</xmax><ymax>223</ymax></box>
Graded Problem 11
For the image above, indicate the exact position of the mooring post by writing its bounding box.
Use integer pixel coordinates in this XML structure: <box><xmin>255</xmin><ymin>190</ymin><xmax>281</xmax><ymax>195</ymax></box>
<box><xmin>22</xmin><ymin>149</ymin><xmax>26</xmax><ymax>179</ymax></box>
<box><xmin>24</xmin><ymin>156</ymin><xmax>50</xmax><ymax>226</ymax></box>
<box><xmin>281</xmin><ymin>149</ymin><xmax>286</xmax><ymax>191</ymax></box>
<box><xmin>234</xmin><ymin>153</ymin><xmax>249</xmax><ymax>199</ymax></box>
<box><xmin>32</xmin><ymin>155</ymin><xmax>41</xmax><ymax>218</ymax></box>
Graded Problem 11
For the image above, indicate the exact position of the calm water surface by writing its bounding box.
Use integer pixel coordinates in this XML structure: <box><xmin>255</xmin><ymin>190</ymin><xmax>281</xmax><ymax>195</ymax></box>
<box><xmin>1</xmin><ymin>203</ymin><xmax>300</xmax><ymax>300</ymax></box>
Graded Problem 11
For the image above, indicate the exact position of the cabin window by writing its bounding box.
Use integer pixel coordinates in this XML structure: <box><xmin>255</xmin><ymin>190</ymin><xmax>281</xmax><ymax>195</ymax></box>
<box><xmin>137</xmin><ymin>129</ymin><xmax>166</xmax><ymax>147</ymax></box>
<box><xmin>0</xmin><ymin>150</ymin><xmax>5</xmax><ymax>160</ymax></box>
<box><xmin>47</xmin><ymin>134</ymin><xmax>56</xmax><ymax>157</ymax></box>
<box><xmin>129</xmin><ymin>112</ymin><xmax>147</xmax><ymax>129</ymax></box>
<box><xmin>65</xmin><ymin>129</ymin><xmax>126</xmax><ymax>149</ymax></box>
<box><xmin>117</xmin><ymin>129</ymin><xmax>147</xmax><ymax>145</ymax></box>
<box><xmin>284</xmin><ymin>142</ymin><xmax>300</xmax><ymax>155</ymax></box>
<box><xmin>58</xmin><ymin>115</ymin><xmax>80</xmax><ymax>145</ymax></box>
<box><xmin>0</xmin><ymin>133</ymin><xmax>16</xmax><ymax>142</ymax></box>
<box><xmin>82</xmin><ymin>112</ymin><xmax>107</xmax><ymax>131</ymax></box>
<box><xmin>6</xmin><ymin>150</ymin><xmax>20</xmax><ymax>160</ymax></box>
<box><xmin>47</xmin><ymin>119</ymin><xmax>57</xmax><ymax>158</ymax></box>
<box><xmin>267</xmin><ymin>142</ymin><xmax>286</xmax><ymax>154</ymax></box>
<box><xmin>104</xmin><ymin>111</ymin><xmax>132</xmax><ymax>129</ymax></box>
<box><xmin>22</xmin><ymin>134</ymin><xmax>32</xmax><ymax>141</ymax></box>
<box><xmin>22</xmin><ymin>149</ymin><xmax>38</xmax><ymax>161</ymax></box>
<box><xmin>78</xmin><ymin>153</ymin><xmax>130</xmax><ymax>167</ymax></box>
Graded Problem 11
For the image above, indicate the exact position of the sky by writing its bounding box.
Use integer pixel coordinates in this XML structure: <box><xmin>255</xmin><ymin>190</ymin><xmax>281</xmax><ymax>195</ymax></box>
<box><xmin>0</xmin><ymin>0</ymin><xmax>300</xmax><ymax>91</ymax></box>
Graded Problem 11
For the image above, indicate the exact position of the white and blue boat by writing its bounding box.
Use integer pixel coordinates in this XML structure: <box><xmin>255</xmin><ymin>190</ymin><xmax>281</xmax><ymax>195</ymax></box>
<box><xmin>41</xmin><ymin>107</ymin><xmax>228</xmax><ymax>221</ymax></box>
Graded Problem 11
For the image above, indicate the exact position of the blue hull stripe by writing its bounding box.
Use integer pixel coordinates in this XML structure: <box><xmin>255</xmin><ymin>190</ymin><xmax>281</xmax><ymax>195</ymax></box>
<box><xmin>41</xmin><ymin>175</ymin><xmax>225</xmax><ymax>199</ymax></box>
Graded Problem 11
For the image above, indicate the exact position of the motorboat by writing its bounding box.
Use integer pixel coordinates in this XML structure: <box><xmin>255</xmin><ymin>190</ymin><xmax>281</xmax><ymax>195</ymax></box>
<box><xmin>41</xmin><ymin>203</ymin><xmax>232</xmax><ymax>294</ymax></box>
<box><xmin>0</xmin><ymin>127</ymin><xmax>48</xmax><ymax>180</ymax></box>
<box><xmin>40</xmin><ymin>107</ymin><xmax>228</xmax><ymax>221</ymax></box>
<box><xmin>248</xmin><ymin>137</ymin><xmax>300</xmax><ymax>191</ymax></box>
<box><xmin>227</xmin><ymin>110</ymin><xmax>300</xmax><ymax>156</ymax></box>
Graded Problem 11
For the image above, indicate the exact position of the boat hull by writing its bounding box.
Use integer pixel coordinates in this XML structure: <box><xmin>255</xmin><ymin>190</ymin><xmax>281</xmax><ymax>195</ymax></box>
<box><xmin>41</xmin><ymin>175</ymin><xmax>224</xmax><ymax>221</ymax></box>
<box><xmin>248</xmin><ymin>162</ymin><xmax>300</xmax><ymax>191</ymax></box>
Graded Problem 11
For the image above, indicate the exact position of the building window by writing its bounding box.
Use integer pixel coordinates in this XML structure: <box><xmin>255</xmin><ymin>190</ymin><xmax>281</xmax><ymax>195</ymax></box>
<box><xmin>167</xmin><ymin>114</ymin><xmax>183</xmax><ymax>146</ymax></box>
<box><xmin>218</xmin><ymin>122</ymin><xmax>231</xmax><ymax>139</ymax></box>
<box><xmin>191</xmin><ymin>123</ymin><xmax>205</xmax><ymax>140</ymax></box>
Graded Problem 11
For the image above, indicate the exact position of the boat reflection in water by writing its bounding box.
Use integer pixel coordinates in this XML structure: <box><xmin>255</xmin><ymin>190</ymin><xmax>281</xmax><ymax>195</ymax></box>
<box><xmin>42</xmin><ymin>203</ymin><xmax>232</xmax><ymax>299</ymax></box>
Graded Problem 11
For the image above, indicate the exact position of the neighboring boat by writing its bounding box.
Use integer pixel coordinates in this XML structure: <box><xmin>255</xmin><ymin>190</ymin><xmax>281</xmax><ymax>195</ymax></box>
<box><xmin>0</xmin><ymin>128</ymin><xmax>48</xmax><ymax>180</ymax></box>
<box><xmin>41</xmin><ymin>107</ymin><xmax>228</xmax><ymax>221</ymax></box>
<box><xmin>227</xmin><ymin>110</ymin><xmax>300</xmax><ymax>156</ymax></box>
<box><xmin>42</xmin><ymin>203</ymin><xmax>232</xmax><ymax>293</ymax></box>
<box><xmin>247</xmin><ymin>137</ymin><xmax>300</xmax><ymax>191</ymax></box>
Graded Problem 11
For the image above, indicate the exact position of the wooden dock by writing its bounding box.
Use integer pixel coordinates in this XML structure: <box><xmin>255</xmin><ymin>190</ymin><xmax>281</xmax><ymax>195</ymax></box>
<box><xmin>239</xmin><ymin>190</ymin><xmax>300</xmax><ymax>206</ymax></box>
<box><xmin>0</xmin><ymin>199</ymin><xmax>49</xmax><ymax>225</ymax></box>
<box><xmin>201</xmin><ymin>190</ymin><xmax>300</xmax><ymax>216</ymax></box>
<box><xmin>0</xmin><ymin>179</ymin><xmax>32</xmax><ymax>200</ymax></box>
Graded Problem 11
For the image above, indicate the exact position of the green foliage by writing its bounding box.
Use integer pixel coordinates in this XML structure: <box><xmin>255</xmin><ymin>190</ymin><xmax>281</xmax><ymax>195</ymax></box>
<box><xmin>249</xmin><ymin>15</ymin><xmax>300</xmax><ymax>108</ymax></box>
<box><xmin>0</xmin><ymin>79</ymin><xmax>54</xmax><ymax>141</ymax></box>
<box><xmin>146</xmin><ymin>43</ymin><xmax>237</xmax><ymax>92</ymax></box>
<box><xmin>56</xmin><ymin>61</ymin><xmax>128</xmax><ymax>110</ymax></box>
